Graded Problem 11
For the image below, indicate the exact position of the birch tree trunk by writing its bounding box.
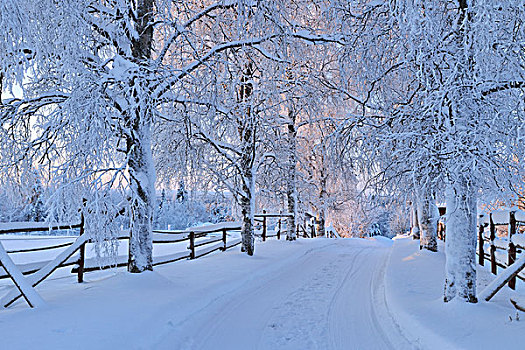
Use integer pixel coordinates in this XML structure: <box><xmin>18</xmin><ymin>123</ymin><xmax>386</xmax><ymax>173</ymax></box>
<box><xmin>127</xmin><ymin>114</ymin><xmax>155</xmax><ymax>272</ymax></box>
<box><xmin>443</xmin><ymin>0</ymin><xmax>478</xmax><ymax>302</ymax></box>
<box><xmin>286</xmin><ymin>105</ymin><xmax>297</xmax><ymax>241</ymax></box>
<box><xmin>127</xmin><ymin>0</ymin><xmax>155</xmax><ymax>272</ymax></box>
<box><xmin>317</xmin><ymin>151</ymin><xmax>327</xmax><ymax>237</ymax></box>
<box><xmin>418</xmin><ymin>190</ymin><xmax>438</xmax><ymax>252</ymax></box>
<box><xmin>239</xmin><ymin>62</ymin><xmax>255</xmax><ymax>255</ymax></box>
<box><xmin>444</xmin><ymin>176</ymin><xmax>477</xmax><ymax>303</ymax></box>
<box><xmin>411</xmin><ymin>202</ymin><xmax>420</xmax><ymax>239</ymax></box>
<box><xmin>240</xmin><ymin>181</ymin><xmax>255</xmax><ymax>256</ymax></box>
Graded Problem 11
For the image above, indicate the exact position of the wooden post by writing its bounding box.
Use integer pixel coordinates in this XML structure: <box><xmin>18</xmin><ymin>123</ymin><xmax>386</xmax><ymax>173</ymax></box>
<box><xmin>77</xmin><ymin>200</ymin><xmax>86</xmax><ymax>283</ymax></box>
<box><xmin>509</xmin><ymin>211</ymin><xmax>517</xmax><ymax>289</ymax></box>
<box><xmin>304</xmin><ymin>218</ymin><xmax>307</xmax><ymax>237</ymax></box>
<box><xmin>490</xmin><ymin>213</ymin><xmax>497</xmax><ymax>275</ymax></box>
<box><xmin>262</xmin><ymin>210</ymin><xmax>267</xmax><ymax>242</ymax></box>
<box><xmin>478</xmin><ymin>217</ymin><xmax>485</xmax><ymax>266</ymax></box>
<box><xmin>189</xmin><ymin>232</ymin><xmax>195</xmax><ymax>259</ymax></box>
<box><xmin>277</xmin><ymin>217</ymin><xmax>281</xmax><ymax>240</ymax></box>
<box><xmin>222</xmin><ymin>228</ymin><xmax>227</xmax><ymax>251</ymax></box>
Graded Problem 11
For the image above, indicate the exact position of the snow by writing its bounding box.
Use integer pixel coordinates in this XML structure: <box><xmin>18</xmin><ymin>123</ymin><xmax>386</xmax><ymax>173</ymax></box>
<box><xmin>387</xmin><ymin>236</ymin><xmax>525</xmax><ymax>349</ymax></box>
<box><xmin>1</xmin><ymin>235</ymin><xmax>525</xmax><ymax>348</ymax></box>
<box><xmin>512</xmin><ymin>234</ymin><xmax>525</xmax><ymax>248</ymax></box>
<box><xmin>516</xmin><ymin>210</ymin><xmax>525</xmax><ymax>223</ymax></box>
<box><xmin>0</xmin><ymin>237</ymin><xmax>412</xmax><ymax>349</ymax></box>
<box><xmin>479</xmin><ymin>209</ymin><xmax>525</xmax><ymax>225</ymax></box>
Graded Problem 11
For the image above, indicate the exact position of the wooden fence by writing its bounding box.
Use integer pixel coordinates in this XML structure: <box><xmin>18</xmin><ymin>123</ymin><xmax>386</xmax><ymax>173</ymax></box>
<box><xmin>254</xmin><ymin>210</ymin><xmax>294</xmax><ymax>241</ymax></box>
<box><xmin>0</xmin><ymin>220</ymin><xmax>242</xmax><ymax>308</ymax></box>
<box><xmin>72</xmin><ymin>222</ymin><xmax>242</xmax><ymax>280</ymax></box>
<box><xmin>0</xmin><ymin>218</ymin><xmax>86</xmax><ymax>307</ymax></box>
<box><xmin>476</xmin><ymin>210</ymin><xmax>525</xmax><ymax>289</ymax></box>
<box><xmin>438</xmin><ymin>209</ymin><xmax>525</xmax><ymax>290</ymax></box>
<box><xmin>0</xmin><ymin>210</ymin><xmax>314</xmax><ymax>308</ymax></box>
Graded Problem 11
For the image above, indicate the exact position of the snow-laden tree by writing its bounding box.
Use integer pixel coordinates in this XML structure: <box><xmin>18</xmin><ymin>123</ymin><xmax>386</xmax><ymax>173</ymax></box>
<box><xmin>332</xmin><ymin>0</ymin><xmax>524</xmax><ymax>302</ymax></box>
<box><xmin>153</xmin><ymin>0</ymin><xmax>347</xmax><ymax>253</ymax></box>
<box><xmin>2</xmin><ymin>0</ymin><xmax>345</xmax><ymax>265</ymax></box>
<box><xmin>393</xmin><ymin>0</ymin><xmax>525</xmax><ymax>302</ymax></box>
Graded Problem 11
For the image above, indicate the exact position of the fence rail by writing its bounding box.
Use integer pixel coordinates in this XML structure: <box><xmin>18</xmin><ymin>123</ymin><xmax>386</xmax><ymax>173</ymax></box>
<box><xmin>254</xmin><ymin>210</ymin><xmax>294</xmax><ymax>241</ymax></box>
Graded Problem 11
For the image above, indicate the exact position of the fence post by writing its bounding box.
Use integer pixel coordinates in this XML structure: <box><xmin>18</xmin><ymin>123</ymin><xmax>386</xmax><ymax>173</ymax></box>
<box><xmin>490</xmin><ymin>213</ymin><xmax>497</xmax><ymax>275</ymax></box>
<box><xmin>304</xmin><ymin>218</ymin><xmax>307</xmax><ymax>237</ymax></box>
<box><xmin>189</xmin><ymin>232</ymin><xmax>195</xmax><ymax>259</ymax></box>
<box><xmin>77</xmin><ymin>200</ymin><xmax>86</xmax><ymax>283</ymax></box>
<box><xmin>478</xmin><ymin>216</ymin><xmax>485</xmax><ymax>266</ymax></box>
<box><xmin>278</xmin><ymin>216</ymin><xmax>282</xmax><ymax>240</ymax></box>
<box><xmin>262</xmin><ymin>209</ymin><xmax>267</xmax><ymax>242</ymax></box>
<box><xmin>508</xmin><ymin>211</ymin><xmax>517</xmax><ymax>289</ymax></box>
<box><xmin>222</xmin><ymin>228</ymin><xmax>227</xmax><ymax>251</ymax></box>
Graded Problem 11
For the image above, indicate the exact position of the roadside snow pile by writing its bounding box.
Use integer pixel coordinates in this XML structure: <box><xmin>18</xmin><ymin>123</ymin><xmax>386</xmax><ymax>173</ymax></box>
<box><xmin>386</xmin><ymin>236</ymin><xmax>525</xmax><ymax>349</ymax></box>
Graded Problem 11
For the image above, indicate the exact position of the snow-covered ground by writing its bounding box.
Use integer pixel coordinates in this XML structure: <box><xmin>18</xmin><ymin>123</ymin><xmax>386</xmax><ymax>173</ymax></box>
<box><xmin>0</xmin><ymin>237</ymin><xmax>411</xmax><ymax>349</ymax></box>
<box><xmin>387</xmin><ymin>235</ymin><xmax>525</xmax><ymax>349</ymax></box>
<box><xmin>1</xmin><ymin>235</ymin><xmax>525</xmax><ymax>349</ymax></box>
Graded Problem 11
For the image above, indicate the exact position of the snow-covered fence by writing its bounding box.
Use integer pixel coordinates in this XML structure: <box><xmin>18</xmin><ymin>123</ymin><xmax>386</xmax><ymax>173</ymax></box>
<box><xmin>73</xmin><ymin>222</ymin><xmax>243</xmax><ymax>277</ymax></box>
<box><xmin>0</xmin><ymin>218</ymin><xmax>85</xmax><ymax>308</ymax></box>
<box><xmin>254</xmin><ymin>211</ymin><xmax>294</xmax><ymax>241</ymax></box>
<box><xmin>477</xmin><ymin>210</ymin><xmax>525</xmax><ymax>290</ymax></box>
<box><xmin>0</xmin><ymin>221</ymin><xmax>246</xmax><ymax>308</ymax></box>
<box><xmin>0</xmin><ymin>222</ymin><xmax>85</xmax><ymax>281</ymax></box>
<box><xmin>326</xmin><ymin>223</ymin><xmax>340</xmax><ymax>238</ymax></box>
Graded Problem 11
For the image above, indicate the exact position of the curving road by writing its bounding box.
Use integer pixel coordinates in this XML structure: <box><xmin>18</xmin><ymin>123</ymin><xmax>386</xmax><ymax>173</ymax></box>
<box><xmin>156</xmin><ymin>239</ymin><xmax>415</xmax><ymax>350</ymax></box>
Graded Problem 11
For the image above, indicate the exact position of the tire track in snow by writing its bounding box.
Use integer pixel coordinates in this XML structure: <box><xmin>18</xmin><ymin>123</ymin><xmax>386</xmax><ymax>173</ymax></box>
<box><xmin>258</xmin><ymin>244</ymin><xmax>365</xmax><ymax>350</ymax></box>
<box><xmin>155</xmin><ymin>242</ymin><xmax>340</xmax><ymax>350</ymax></box>
<box><xmin>156</xmin><ymin>240</ymin><xmax>412</xmax><ymax>350</ymax></box>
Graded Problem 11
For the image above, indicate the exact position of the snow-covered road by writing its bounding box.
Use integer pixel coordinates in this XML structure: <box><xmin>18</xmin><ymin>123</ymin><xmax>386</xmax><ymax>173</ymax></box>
<box><xmin>0</xmin><ymin>238</ymin><xmax>413</xmax><ymax>349</ymax></box>
<box><xmin>156</xmin><ymin>239</ymin><xmax>413</xmax><ymax>350</ymax></box>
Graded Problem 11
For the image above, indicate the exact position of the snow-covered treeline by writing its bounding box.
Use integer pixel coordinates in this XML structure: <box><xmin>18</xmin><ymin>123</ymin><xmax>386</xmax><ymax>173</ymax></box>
<box><xmin>0</xmin><ymin>0</ymin><xmax>357</xmax><ymax>266</ymax></box>
<box><xmin>339</xmin><ymin>0</ymin><xmax>525</xmax><ymax>302</ymax></box>
<box><xmin>0</xmin><ymin>0</ymin><xmax>523</xmax><ymax>305</ymax></box>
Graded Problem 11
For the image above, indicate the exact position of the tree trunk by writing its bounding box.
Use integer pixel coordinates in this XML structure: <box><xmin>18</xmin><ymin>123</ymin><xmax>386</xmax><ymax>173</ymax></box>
<box><xmin>418</xmin><ymin>190</ymin><xmax>438</xmax><ymax>252</ymax></box>
<box><xmin>127</xmin><ymin>0</ymin><xmax>155</xmax><ymax>272</ymax></box>
<box><xmin>239</xmin><ymin>61</ymin><xmax>255</xmax><ymax>255</ymax></box>
<box><xmin>444</xmin><ymin>176</ymin><xmax>477</xmax><ymax>303</ymax></box>
<box><xmin>411</xmin><ymin>202</ymin><xmax>420</xmax><ymax>239</ymax></box>
<box><xmin>286</xmin><ymin>105</ymin><xmax>297</xmax><ymax>241</ymax></box>
<box><xmin>317</xmin><ymin>151</ymin><xmax>327</xmax><ymax>237</ymax></box>
<box><xmin>240</xmin><ymin>190</ymin><xmax>255</xmax><ymax>256</ymax></box>
<box><xmin>127</xmin><ymin>114</ymin><xmax>155</xmax><ymax>272</ymax></box>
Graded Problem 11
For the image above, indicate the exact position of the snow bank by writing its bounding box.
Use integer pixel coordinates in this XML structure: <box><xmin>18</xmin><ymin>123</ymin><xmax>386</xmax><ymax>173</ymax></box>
<box><xmin>386</xmin><ymin>237</ymin><xmax>525</xmax><ymax>349</ymax></box>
